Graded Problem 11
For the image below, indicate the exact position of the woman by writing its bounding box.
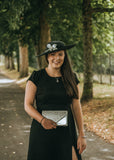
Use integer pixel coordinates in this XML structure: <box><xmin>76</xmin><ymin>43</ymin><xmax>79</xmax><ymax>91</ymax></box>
<box><xmin>24</xmin><ymin>41</ymin><xmax>86</xmax><ymax>160</ymax></box>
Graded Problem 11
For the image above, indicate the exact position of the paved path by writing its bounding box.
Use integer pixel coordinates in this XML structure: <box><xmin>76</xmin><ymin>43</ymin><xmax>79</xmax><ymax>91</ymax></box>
<box><xmin>0</xmin><ymin>73</ymin><xmax>114</xmax><ymax>160</ymax></box>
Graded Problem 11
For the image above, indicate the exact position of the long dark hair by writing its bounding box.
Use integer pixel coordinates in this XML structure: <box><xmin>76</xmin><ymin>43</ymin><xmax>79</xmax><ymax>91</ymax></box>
<box><xmin>45</xmin><ymin>51</ymin><xmax>79</xmax><ymax>99</ymax></box>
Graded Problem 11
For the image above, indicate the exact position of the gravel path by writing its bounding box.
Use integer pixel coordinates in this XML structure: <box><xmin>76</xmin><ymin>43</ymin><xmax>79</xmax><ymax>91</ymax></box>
<box><xmin>0</xmin><ymin>73</ymin><xmax>114</xmax><ymax>160</ymax></box>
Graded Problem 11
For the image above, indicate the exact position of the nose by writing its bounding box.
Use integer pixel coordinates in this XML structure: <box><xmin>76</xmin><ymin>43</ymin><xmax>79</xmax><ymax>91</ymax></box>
<box><xmin>55</xmin><ymin>55</ymin><xmax>60</xmax><ymax>60</ymax></box>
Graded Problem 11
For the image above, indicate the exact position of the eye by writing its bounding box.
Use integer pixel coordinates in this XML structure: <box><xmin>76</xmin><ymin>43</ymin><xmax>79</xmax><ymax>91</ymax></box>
<box><xmin>59</xmin><ymin>53</ymin><xmax>64</xmax><ymax>56</ymax></box>
<box><xmin>50</xmin><ymin>53</ymin><xmax>55</xmax><ymax>56</ymax></box>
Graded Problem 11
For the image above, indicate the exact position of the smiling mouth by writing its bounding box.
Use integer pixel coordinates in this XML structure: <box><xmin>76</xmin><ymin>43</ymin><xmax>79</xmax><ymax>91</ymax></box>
<box><xmin>53</xmin><ymin>62</ymin><xmax>60</xmax><ymax>64</ymax></box>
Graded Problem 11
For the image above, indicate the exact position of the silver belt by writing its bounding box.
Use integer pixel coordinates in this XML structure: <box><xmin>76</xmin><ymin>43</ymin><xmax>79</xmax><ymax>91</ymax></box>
<box><xmin>42</xmin><ymin>110</ymin><xmax>68</xmax><ymax>126</ymax></box>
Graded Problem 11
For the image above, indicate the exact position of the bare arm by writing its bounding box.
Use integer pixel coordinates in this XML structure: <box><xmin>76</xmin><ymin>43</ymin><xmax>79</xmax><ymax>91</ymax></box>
<box><xmin>72</xmin><ymin>85</ymin><xmax>85</xmax><ymax>136</ymax></box>
<box><xmin>24</xmin><ymin>80</ymin><xmax>57</xmax><ymax>129</ymax></box>
<box><xmin>24</xmin><ymin>81</ymin><xmax>44</xmax><ymax>123</ymax></box>
<box><xmin>72</xmin><ymin>85</ymin><xmax>86</xmax><ymax>154</ymax></box>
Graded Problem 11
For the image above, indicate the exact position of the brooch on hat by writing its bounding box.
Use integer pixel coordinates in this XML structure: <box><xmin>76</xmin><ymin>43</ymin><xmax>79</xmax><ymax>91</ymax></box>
<box><xmin>47</xmin><ymin>44</ymin><xmax>57</xmax><ymax>51</ymax></box>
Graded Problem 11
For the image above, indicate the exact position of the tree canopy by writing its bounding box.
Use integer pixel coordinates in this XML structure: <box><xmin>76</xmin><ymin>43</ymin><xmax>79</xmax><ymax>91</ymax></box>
<box><xmin>0</xmin><ymin>0</ymin><xmax>113</xmax><ymax>100</ymax></box>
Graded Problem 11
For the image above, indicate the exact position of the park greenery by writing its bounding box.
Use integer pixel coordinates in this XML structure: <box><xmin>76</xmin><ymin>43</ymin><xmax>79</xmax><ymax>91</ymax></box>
<box><xmin>0</xmin><ymin>0</ymin><xmax>114</xmax><ymax>101</ymax></box>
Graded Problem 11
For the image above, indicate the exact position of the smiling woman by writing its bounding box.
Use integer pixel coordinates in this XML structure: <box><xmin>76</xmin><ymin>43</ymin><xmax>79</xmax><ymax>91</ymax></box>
<box><xmin>46</xmin><ymin>50</ymin><xmax>65</xmax><ymax>69</ymax></box>
<box><xmin>24</xmin><ymin>41</ymin><xmax>86</xmax><ymax>160</ymax></box>
<box><xmin>45</xmin><ymin>50</ymin><xmax>65</xmax><ymax>75</ymax></box>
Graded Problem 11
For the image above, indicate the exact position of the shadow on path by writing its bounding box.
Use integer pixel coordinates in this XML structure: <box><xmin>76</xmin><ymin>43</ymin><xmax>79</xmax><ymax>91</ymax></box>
<box><xmin>0</xmin><ymin>73</ymin><xmax>114</xmax><ymax>160</ymax></box>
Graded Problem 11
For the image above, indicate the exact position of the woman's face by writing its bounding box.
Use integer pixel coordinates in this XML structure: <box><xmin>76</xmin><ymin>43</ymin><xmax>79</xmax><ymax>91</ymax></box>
<box><xmin>47</xmin><ymin>50</ymin><xmax>65</xmax><ymax>69</ymax></box>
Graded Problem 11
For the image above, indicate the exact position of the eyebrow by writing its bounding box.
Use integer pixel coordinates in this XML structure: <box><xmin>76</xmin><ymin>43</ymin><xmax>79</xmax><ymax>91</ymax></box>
<box><xmin>50</xmin><ymin>52</ymin><xmax>63</xmax><ymax>55</ymax></box>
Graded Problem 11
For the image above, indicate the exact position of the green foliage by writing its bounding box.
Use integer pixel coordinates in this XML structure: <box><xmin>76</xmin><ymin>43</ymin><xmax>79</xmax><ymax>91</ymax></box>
<box><xmin>92</xmin><ymin>10</ymin><xmax>114</xmax><ymax>74</ymax></box>
<box><xmin>91</xmin><ymin>0</ymin><xmax>114</xmax><ymax>8</ymax></box>
<box><xmin>0</xmin><ymin>0</ymin><xmax>113</xmax><ymax>74</ymax></box>
<box><xmin>47</xmin><ymin>0</ymin><xmax>82</xmax><ymax>43</ymax></box>
<box><xmin>47</xmin><ymin>0</ymin><xmax>83</xmax><ymax>72</ymax></box>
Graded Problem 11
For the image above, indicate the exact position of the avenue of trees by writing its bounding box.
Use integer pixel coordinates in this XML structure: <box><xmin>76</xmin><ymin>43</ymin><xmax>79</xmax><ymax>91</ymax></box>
<box><xmin>0</xmin><ymin>0</ymin><xmax>114</xmax><ymax>101</ymax></box>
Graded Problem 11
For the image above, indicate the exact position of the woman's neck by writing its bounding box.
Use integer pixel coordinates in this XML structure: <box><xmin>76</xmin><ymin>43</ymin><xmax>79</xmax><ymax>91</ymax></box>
<box><xmin>46</xmin><ymin>66</ymin><xmax>62</xmax><ymax>77</ymax></box>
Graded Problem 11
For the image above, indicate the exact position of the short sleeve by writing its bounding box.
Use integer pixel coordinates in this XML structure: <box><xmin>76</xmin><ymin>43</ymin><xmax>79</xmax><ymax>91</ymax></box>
<box><xmin>74</xmin><ymin>73</ymin><xmax>80</xmax><ymax>85</ymax></box>
<box><xmin>27</xmin><ymin>70</ymin><xmax>38</xmax><ymax>87</ymax></box>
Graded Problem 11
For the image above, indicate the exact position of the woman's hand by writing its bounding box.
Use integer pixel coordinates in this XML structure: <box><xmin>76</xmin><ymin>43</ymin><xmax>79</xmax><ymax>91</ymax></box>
<box><xmin>77</xmin><ymin>135</ymin><xmax>87</xmax><ymax>154</ymax></box>
<box><xmin>41</xmin><ymin>118</ymin><xmax>57</xmax><ymax>130</ymax></box>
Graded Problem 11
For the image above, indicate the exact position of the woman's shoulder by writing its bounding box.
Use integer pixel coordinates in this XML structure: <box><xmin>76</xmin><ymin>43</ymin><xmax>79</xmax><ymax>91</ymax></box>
<box><xmin>31</xmin><ymin>68</ymin><xmax>45</xmax><ymax>79</ymax></box>
<box><xmin>27</xmin><ymin>68</ymin><xmax>45</xmax><ymax>86</ymax></box>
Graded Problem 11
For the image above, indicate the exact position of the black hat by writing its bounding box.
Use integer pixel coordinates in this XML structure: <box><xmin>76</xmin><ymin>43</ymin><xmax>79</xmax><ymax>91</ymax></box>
<box><xmin>36</xmin><ymin>41</ymin><xmax>76</xmax><ymax>57</ymax></box>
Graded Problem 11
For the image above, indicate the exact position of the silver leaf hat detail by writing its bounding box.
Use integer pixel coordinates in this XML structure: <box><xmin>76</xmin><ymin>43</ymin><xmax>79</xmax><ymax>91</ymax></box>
<box><xmin>36</xmin><ymin>41</ymin><xmax>76</xmax><ymax>57</ymax></box>
<box><xmin>47</xmin><ymin>44</ymin><xmax>57</xmax><ymax>51</ymax></box>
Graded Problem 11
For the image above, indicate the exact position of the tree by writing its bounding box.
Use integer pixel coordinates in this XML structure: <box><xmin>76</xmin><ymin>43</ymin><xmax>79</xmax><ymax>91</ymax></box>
<box><xmin>18</xmin><ymin>43</ymin><xmax>29</xmax><ymax>77</ymax></box>
<box><xmin>37</xmin><ymin>1</ymin><xmax>51</xmax><ymax>69</ymax></box>
<box><xmin>81</xmin><ymin>0</ymin><xmax>114</xmax><ymax>101</ymax></box>
<box><xmin>19</xmin><ymin>0</ymin><xmax>82</xmax><ymax>69</ymax></box>
<box><xmin>0</xmin><ymin>0</ymin><xmax>30</xmax><ymax>76</ymax></box>
<box><xmin>0</xmin><ymin>0</ymin><xmax>113</xmax><ymax>100</ymax></box>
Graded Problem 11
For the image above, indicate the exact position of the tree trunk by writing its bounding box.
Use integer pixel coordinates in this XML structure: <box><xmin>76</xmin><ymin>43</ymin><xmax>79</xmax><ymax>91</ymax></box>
<box><xmin>34</xmin><ymin>45</ymin><xmax>40</xmax><ymax>70</ymax></box>
<box><xmin>36</xmin><ymin>5</ymin><xmax>51</xmax><ymax>69</ymax></box>
<box><xmin>16</xmin><ymin>50</ymin><xmax>20</xmax><ymax>72</ymax></box>
<box><xmin>5</xmin><ymin>54</ymin><xmax>10</xmax><ymax>69</ymax></box>
<box><xmin>19</xmin><ymin>43</ymin><xmax>29</xmax><ymax>78</ymax></box>
<box><xmin>17</xmin><ymin>55</ymin><xmax>19</xmax><ymax>72</ymax></box>
<box><xmin>100</xmin><ymin>72</ymin><xmax>103</xmax><ymax>84</ymax></box>
<box><xmin>9</xmin><ymin>53</ymin><xmax>15</xmax><ymax>70</ymax></box>
<box><xmin>82</xmin><ymin>0</ymin><xmax>93</xmax><ymax>101</ymax></box>
<box><xmin>5</xmin><ymin>55</ymin><xmax>8</xmax><ymax>69</ymax></box>
<box><xmin>100</xmin><ymin>54</ymin><xmax>103</xmax><ymax>84</ymax></box>
<box><xmin>109</xmin><ymin>53</ymin><xmax>112</xmax><ymax>85</ymax></box>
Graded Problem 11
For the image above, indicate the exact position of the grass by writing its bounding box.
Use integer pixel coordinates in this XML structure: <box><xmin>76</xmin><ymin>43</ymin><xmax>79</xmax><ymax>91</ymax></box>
<box><xmin>1</xmin><ymin>65</ymin><xmax>114</xmax><ymax>144</ymax></box>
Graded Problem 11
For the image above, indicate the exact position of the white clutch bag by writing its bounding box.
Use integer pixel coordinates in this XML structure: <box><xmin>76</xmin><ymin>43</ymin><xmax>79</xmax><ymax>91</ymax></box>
<box><xmin>42</xmin><ymin>110</ymin><xmax>68</xmax><ymax>126</ymax></box>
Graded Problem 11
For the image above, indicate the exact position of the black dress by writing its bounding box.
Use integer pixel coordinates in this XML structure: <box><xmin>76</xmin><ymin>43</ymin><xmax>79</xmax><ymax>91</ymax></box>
<box><xmin>27</xmin><ymin>68</ymin><xmax>82</xmax><ymax>160</ymax></box>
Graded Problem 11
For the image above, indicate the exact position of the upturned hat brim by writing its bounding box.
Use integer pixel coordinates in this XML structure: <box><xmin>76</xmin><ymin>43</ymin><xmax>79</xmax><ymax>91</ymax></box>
<box><xmin>36</xmin><ymin>43</ymin><xmax>76</xmax><ymax>57</ymax></box>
